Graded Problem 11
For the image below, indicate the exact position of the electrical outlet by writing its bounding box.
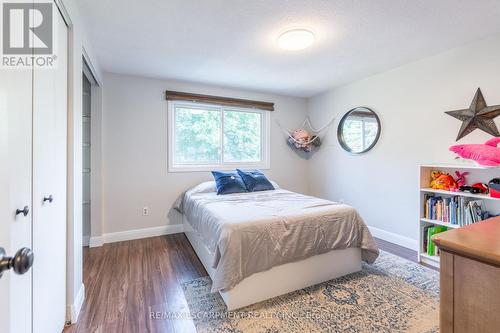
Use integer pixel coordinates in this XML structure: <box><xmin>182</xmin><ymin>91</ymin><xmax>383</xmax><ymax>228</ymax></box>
<box><xmin>142</xmin><ymin>207</ymin><xmax>149</xmax><ymax>216</ymax></box>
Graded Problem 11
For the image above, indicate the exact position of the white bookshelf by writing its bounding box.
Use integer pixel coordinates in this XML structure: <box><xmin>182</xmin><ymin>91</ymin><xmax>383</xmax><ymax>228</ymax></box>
<box><xmin>420</xmin><ymin>188</ymin><xmax>500</xmax><ymax>201</ymax></box>
<box><xmin>419</xmin><ymin>164</ymin><xmax>500</xmax><ymax>268</ymax></box>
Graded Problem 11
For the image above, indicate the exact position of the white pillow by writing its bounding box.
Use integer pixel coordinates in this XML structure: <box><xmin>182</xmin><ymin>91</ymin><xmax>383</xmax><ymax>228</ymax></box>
<box><xmin>173</xmin><ymin>181</ymin><xmax>216</xmax><ymax>213</ymax></box>
<box><xmin>187</xmin><ymin>181</ymin><xmax>217</xmax><ymax>194</ymax></box>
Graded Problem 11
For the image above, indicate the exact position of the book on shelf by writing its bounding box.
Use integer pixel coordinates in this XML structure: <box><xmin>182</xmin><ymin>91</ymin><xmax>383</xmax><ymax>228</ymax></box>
<box><xmin>423</xmin><ymin>193</ymin><xmax>491</xmax><ymax>227</ymax></box>
<box><xmin>425</xmin><ymin>226</ymin><xmax>447</xmax><ymax>256</ymax></box>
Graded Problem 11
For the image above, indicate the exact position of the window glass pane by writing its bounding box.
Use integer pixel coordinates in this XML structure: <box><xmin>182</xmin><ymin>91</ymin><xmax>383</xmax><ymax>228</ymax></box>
<box><xmin>174</xmin><ymin>106</ymin><xmax>221</xmax><ymax>164</ymax></box>
<box><xmin>223</xmin><ymin>110</ymin><xmax>261</xmax><ymax>162</ymax></box>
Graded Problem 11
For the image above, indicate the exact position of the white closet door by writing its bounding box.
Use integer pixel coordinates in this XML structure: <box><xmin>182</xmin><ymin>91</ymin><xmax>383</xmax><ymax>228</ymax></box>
<box><xmin>0</xmin><ymin>65</ymin><xmax>33</xmax><ymax>333</ymax></box>
<box><xmin>32</xmin><ymin>9</ymin><xmax>68</xmax><ymax>333</ymax></box>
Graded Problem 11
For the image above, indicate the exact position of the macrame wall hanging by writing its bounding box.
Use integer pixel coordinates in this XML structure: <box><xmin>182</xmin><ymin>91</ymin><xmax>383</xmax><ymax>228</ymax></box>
<box><xmin>276</xmin><ymin>116</ymin><xmax>335</xmax><ymax>159</ymax></box>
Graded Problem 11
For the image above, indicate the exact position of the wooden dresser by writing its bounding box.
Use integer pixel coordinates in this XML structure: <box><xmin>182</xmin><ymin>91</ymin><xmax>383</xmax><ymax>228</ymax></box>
<box><xmin>433</xmin><ymin>217</ymin><xmax>500</xmax><ymax>333</ymax></box>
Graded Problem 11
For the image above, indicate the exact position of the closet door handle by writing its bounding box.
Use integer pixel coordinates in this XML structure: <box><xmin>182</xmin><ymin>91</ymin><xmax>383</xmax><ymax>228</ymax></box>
<box><xmin>15</xmin><ymin>206</ymin><xmax>29</xmax><ymax>216</ymax></box>
<box><xmin>0</xmin><ymin>247</ymin><xmax>34</xmax><ymax>278</ymax></box>
<box><xmin>43</xmin><ymin>195</ymin><xmax>53</xmax><ymax>203</ymax></box>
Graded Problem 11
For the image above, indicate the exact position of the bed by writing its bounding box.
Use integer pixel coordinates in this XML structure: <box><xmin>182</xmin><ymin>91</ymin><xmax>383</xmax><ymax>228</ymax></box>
<box><xmin>177</xmin><ymin>181</ymin><xmax>379</xmax><ymax>310</ymax></box>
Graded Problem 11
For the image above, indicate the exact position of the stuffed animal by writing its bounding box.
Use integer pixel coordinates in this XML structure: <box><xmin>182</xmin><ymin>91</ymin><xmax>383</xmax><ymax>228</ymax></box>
<box><xmin>454</xmin><ymin>171</ymin><xmax>469</xmax><ymax>187</ymax></box>
<box><xmin>430</xmin><ymin>170</ymin><xmax>458</xmax><ymax>191</ymax></box>
<box><xmin>311</xmin><ymin>135</ymin><xmax>321</xmax><ymax>147</ymax></box>
<box><xmin>472</xmin><ymin>183</ymin><xmax>489</xmax><ymax>194</ymax></box>
<box><xmin>289</xmin><ymin>128</ymin><xmax>321</xmax><ymax>152</ymax></box>
<box><xmin>291</xmin><ymin>129</ymin><xmax>310</xmax><ymax>149</ymax></box>
<box><xmin>430</xmin><ymin>171</ymin><xmax>443</xmax><ymax>188</ymax></box>
<box><xmin>449</xmin><ymin>137</ymin><xmax>500</xmax><ymax>167</ymax></box>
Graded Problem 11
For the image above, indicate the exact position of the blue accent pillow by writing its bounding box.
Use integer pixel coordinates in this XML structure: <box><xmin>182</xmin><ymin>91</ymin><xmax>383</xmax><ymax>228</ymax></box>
<box><xmin>236</xmin><ymin>169</ymin><xmax>275</xmax><ymax>192</ymax></box>
<box><xmin>211</xmin><ymin>171</ymin><xmax>248</xmax><ymax>195</ymax></box>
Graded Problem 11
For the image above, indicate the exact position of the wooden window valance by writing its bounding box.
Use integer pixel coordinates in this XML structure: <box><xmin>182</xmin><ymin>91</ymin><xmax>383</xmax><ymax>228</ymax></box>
<box><xmin>165</xmin><ymin>90</ymin><xmax>275</xmax><ymax>111</ymax></box>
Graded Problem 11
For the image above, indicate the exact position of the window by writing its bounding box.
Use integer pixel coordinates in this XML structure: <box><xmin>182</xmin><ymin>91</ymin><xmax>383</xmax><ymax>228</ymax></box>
<box><xmin>168</xmin><ymin>101</ymin><xmax>270</xmax><ymax>172</ymax></box>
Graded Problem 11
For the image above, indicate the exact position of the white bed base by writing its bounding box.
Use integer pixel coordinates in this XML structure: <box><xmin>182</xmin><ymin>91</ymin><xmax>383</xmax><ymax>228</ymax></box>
<box><xmin>183</xmin><ymin>216</ymin><xmax>362</xmax><ymax>311</ymax></box>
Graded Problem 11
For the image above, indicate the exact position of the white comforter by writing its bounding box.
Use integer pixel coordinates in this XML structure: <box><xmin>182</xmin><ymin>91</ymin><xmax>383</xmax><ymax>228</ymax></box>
<box><xmin>179</xmin><ymin>182</ymin><xmax>379</xmax><ymax>292</ymax></box>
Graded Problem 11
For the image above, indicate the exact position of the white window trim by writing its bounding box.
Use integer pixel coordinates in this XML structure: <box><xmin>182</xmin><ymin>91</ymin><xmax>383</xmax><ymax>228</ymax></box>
<box><xmin>167</xmin><ymin>100</ymin><xmax>271</xmax><ymax>172</ymax></box>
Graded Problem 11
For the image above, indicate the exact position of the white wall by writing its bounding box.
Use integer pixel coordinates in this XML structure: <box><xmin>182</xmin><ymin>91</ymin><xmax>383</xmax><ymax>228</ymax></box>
<box><xmin>100</xmin><ymin>73</ymin><xmax>309</xmax><ymax>235</ymax></box>
<box><xmin>307</xmin><ymin>34</ymin><xmax>500</xmax><ymax>249</ymax></box>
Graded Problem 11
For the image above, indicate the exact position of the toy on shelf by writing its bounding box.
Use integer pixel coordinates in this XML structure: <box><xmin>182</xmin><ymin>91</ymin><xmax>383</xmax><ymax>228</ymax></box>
<box><xmin>430</xmin><ymin>171</ymin><xmax>458</xmax><ymax>191</ymax></box>
<box><xmin>449</xmin><ymin>137</ymin><xmax>500</xmax><ymax>167</ymax></box>
<box><xmin>454</xmin><ymin>171</ymin><xmax>469</xmax><ymax>187</ymax></box>
<box><xmin>459</xmin><ymin>185</ymin><xmax>483</xmax><ymax>194</ymax></box>
<box><xmin>489</xmin><ymin>178</ymin><xmax>500</xmax><ymax>198</ymax></box>
<box><xmin>429</xmin><ymin>169</ymin><xmax>494</xmax><ymax>194</ymax></box>
<box><xmin>472</xmin><ymin>183</ymin><xmax>489</xmax><ymax>194</ymax></box>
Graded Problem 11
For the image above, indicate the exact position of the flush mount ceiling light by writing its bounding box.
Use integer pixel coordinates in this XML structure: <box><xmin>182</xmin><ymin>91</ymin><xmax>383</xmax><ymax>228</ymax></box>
<box><xmin>277</xmin><ymin>28</ymin><xmax>315</xmax><ymax>51</ymax></box>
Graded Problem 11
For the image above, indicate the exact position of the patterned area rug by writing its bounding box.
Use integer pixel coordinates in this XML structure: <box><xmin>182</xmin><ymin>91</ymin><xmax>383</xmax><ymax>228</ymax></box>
<box><xmin>181</xmin><ymin>251</ymin><xmax>439</xmax><ymax>333</ymax></box>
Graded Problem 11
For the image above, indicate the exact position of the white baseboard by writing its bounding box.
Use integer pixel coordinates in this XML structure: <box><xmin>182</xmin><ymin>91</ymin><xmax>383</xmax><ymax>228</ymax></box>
<box><xmin>89</xmin><ymin>224</ymin><xmax>184</xmax><ymax>247</ymax></box>
<box><xmin>67</xmin><ymin>283</ymin><xmax>85</xmax><ymax>324</ymax></box>
<box><xmin>368</xmin><ymin>226</ymin><xmax>418</xmax><ymax>251</ymax></box>
<box><xmin>82</xmin><ymin>235</ymin><xmax>90</xmax><ymax>247</ymax></box>
<box><xmin>89</xmin><ymin>235</ymin><xmax>104</xmax><ymax>248</ymax></box>
<box><xmin>88</xmin><ymin>223</ymin><xmax>417</xmax><ymax>253</ymax></box>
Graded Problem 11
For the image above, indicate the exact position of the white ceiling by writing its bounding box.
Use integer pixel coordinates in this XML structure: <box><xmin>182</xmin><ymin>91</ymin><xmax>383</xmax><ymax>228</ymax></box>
<box><xmin>78</xmin><ymin>0</ymin><xmax>500</xmax><ymax>97</ymax></box>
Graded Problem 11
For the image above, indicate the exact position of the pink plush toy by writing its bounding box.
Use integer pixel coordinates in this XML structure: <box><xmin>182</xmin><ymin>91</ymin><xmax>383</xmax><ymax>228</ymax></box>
<box><xmin>291</xmin><ymin>129</ymin><xmax>310</xmax><ymax>149</ymax></box>
<box><xmin>449</xmin><ymin>137</ymin><xmax>500</xmax><ymax>166</ymax></box>
<box><xmin>454</xmin><ymin>171</ymin><xmax>469</xmax><ymax>187</ymax></box>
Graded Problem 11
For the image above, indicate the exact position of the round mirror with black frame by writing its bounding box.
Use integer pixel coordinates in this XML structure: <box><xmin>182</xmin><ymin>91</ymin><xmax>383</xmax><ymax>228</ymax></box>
<box><xmin>337</xmin><ymin>107</ymin><xmax>381</xmax><ymax>154</ymax></box>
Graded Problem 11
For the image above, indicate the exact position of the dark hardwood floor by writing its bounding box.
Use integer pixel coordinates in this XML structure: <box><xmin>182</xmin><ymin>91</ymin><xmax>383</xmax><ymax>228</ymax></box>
<box><xmin>64</xmin><ymin>234</ymin><xmax>206</xmax><ymax>333</ymax></box>
<box><xmin>374</xmin><ymin>237</ymin><xmax>418</xmax><ymax>262</ymax></box>
<box><xmin>64</xmin><ymin>234</ymin><xmax>420</xmax><ymax>333</ymax></box>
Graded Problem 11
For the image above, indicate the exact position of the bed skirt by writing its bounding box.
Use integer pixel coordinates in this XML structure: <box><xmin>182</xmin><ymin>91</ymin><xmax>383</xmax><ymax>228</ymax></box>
<box><xmin>183</xmin><ymin>215</ymin><xmax>362</xmax><ymax>310</ymax></box>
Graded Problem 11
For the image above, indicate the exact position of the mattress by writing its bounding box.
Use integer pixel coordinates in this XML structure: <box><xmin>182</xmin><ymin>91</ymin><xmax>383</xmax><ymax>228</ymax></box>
<box><xmin>178</xmin><ymin>182</ymin><xmax>379</xmax><ymax>292</ymax></box>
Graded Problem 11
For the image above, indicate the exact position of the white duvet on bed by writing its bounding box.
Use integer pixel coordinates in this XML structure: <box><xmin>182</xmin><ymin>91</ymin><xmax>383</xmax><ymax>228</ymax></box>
<box><xmin>178</xmin><ymin>182</ymin><xmax>379</xmax><ymax>292</ymax></box>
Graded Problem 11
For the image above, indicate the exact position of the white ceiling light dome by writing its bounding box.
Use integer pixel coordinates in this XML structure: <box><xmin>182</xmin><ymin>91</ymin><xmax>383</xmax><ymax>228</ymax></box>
<box><xmin>277</xmin><ymin>28</ymin><xmax>315</xmax><ymax>51</ymax></box>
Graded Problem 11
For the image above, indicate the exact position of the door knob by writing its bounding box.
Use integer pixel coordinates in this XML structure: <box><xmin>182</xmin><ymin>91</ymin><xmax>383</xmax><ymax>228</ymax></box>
<box><xmin>15</xmin><ymin>206</ymin><xmax>29</xmax><ymax>216</ymax></box>
<box><xmin>0</xmin><ymin>247</ymin><xmax>34</xmax><ymax>278</ymax></box>
<box><xmin>43</xmin><ymin>195</ymin><xmax>53</xmax><ymax>203</ymax></box>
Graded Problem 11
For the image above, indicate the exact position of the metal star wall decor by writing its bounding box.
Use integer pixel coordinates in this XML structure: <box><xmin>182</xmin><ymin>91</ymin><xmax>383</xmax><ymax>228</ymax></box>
<box><xmin>445</xmin><ymin>88</ymin><xmax>500</xmax><ymax>141</ymax></box>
